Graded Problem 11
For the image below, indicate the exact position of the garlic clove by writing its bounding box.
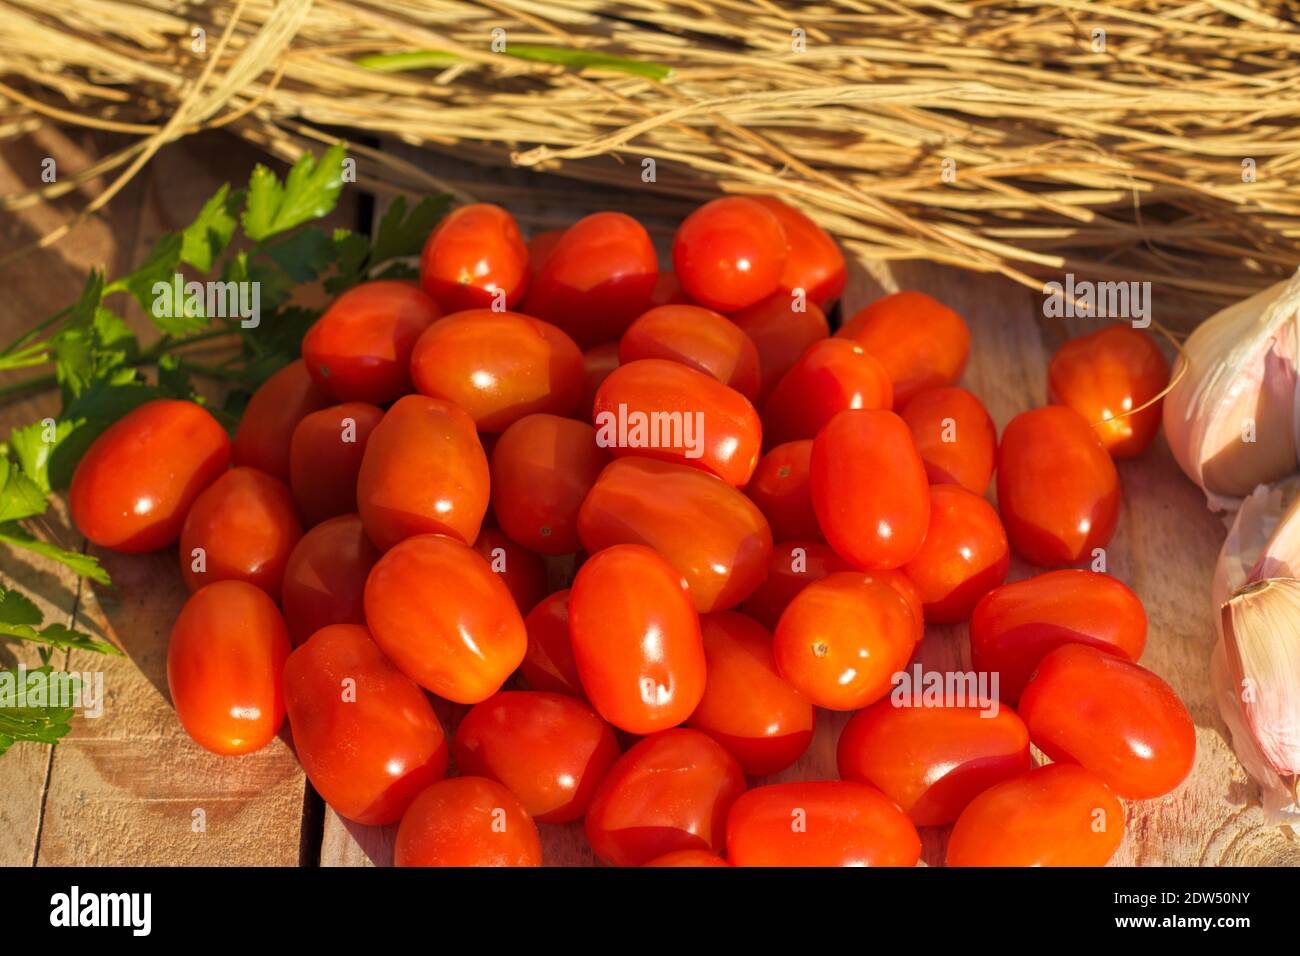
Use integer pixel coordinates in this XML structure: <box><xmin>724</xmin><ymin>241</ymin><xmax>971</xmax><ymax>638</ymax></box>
<box><xmin>1213</xmin><ymin>476</ymin><xmax>1300</xmax><ymax>612</ymax></box>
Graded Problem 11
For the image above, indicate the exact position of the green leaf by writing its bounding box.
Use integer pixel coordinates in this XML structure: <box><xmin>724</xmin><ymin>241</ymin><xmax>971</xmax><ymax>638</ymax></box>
<box><xmin>108</xmin><ymin>234</ymin><xmax>209</xmax><ymax>337</ymax></box>
<box><xmin>370</xmin><ymin>195</ymin><xmax>450</xmax><ymax>265</ymax></box>
<box><xmin>0</xmin><ymin>459</ymin><xmax>48</xmax><ymax>524</ymax></box>
<box><xmin>264</xmin><ymin>229</ymin><xmax>336</xmax><ymax>283</ymax></box>
<box><xmin>181</xmin><ymin>184</ymin><xmax>242</xmax><ymax>272</ymax></box>
<box><xmin>323</xmin><ymin>229</ymin><xmax>372</xmax><ymax>295</ymax></box>
<box><xmin>0</xmin><ymin>587</ymin><xmax>42</xmax><ymax>628</ymax></box>
<box><xmin>7</xmin><ymin>418</ymin><xmax>74</xmax><ymax>493</ymax></box>
<box><xmin>242</xmin><ymin>143</ymin><xmax>348</xmax><ymax>242</ymax></box>
<box><xmin>0</xmin><ymin>667</ymin><xmax>77</xmax><ymax>756</ymax></box>
<box><xmin>355</xmin><ymin>47</ymin><xmax>672</xmax><ymax>81</ymax></box>
<box><xmin>155</xmin><ymin>353</ymin><xmax>197</xmax><ymax>400</ymax></box>
<box><xmin>355</xmin><ymin>50</ymin><xmax>461</xmax><ymax>72</ymax></box>
<box><xmin>0</xmin><ymin>524</ymin><xmax>109</xmax><ymax>585</ymax></box>
<box><xmin>0</xmin><ymin>585</ymin><xmax>121</xmax><ymax>655</ymax></box>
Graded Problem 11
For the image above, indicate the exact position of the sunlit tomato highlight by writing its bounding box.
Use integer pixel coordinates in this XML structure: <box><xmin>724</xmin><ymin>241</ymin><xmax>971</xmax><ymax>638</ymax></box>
<box><xmin>280</xmin><ymin>514</ymin><xmax>381</xmax><ymax>647</ymax></box>
<box><xmin>763</xmin><ymin>339</ymin><xmax>893</xmax><ymax>446</ymax></box>
<box><xmin>619</xmin><ymin>304</ymin><xmax>761</xmax><ymax>401</ymax></box>
<box><xmin>289</xmin><ymin>402</ymin><xmax>383</xmax><ymax>527</ymax></box>
<box><xmin>419</xmin><ymin>203</ymin><xmax>530</xmax><ymax>313</ymax></box>
<box><xmin>900</xmin><ymin>386</ymin><xmax>997</xmax><ymax>494</ymax></box>
<box><xmin>395</xmin><ymin>777</ymin><xmax>541</xmax><ymax>867</ymax></box>
<box><xmin>233</xmin><ymin>359</ymin><xmax>330</xmax><ymax>480</ymax></box>
<box><xmin>673</xmin><ymin>197</ymin><xmax>788</xmax><ymax>312</ymax></box>
<box><xmin>837</xmin><ymin>291</ymin><xmax>970</xmax><ymax>407</ymax></box>
<box><xmin>901</xmin><ymin>484</ymin><xmax>1009</xmax><ymax>623</ymax></box>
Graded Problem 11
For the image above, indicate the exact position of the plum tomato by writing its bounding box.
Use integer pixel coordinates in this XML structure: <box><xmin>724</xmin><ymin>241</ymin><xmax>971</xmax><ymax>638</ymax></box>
<box><xmin>644</xmin><ymin>850</ymin><xmax>731</xmax><ymax>867</ymax></box>
<box><xmin>70</xmin><ymin>399</ymin><xmax>230</xmax><ymax>554</ymax></box>
<box><xmin>523</xmin><ymin>212</ymin><xmax>658</xmax><ymax>348</ymax></box>
<box><xmin>1048</xmin><ymin>325</ymin><xmax>1170</xmax><ymax>458</ymax></box>
<box><xmin>395</xmin><ymin>777</ymin><xmax>541</xmax><ymax>867</ymax></box>
<box><xmin>751</xmin><ymin>196</ymin><xmax>846</xmax><ymax>308</ymax></box>
<box><xmin>996</xmin><ymin>405</ymin><xmax>1120</xmax><ymax>567</ymax></box>
<box><xmin>746</xmin><ymin>440</ymin><xmax>821</xmax><ymax>542</ymax></box>
<box><xmin>584</xmin><ymin>728</ymin><xmax>745</xmax><ymax>866</ymax></box>
<box><xmin>773</xmin><ymin>572</ymin><xmax>917</xmax><ymax>710</ymax></box>
<box><xmin>280</xmin><ymin>514</ymin><xmax>381</xmax><ymax>646</ymax></box>
<box><xmin>810</xmin><ymin>409</ymin><xmax>930</xmax><ymax>569</ymax></box>
<box><xmin>730</xmin><ymin>295</ymin><xmax>830</xmax><ymax>401</ymax></box>
<box><xmin>355</xmin><ymin>395</ymin><xmax>489</xmax><ymax>550</ymax></box>
<box><xmin>726</xmin><ymin>781</ymin><xmax>921</xmax><ymax>867</ymax></box>
<box><xmin>179</xmin><ymin>466</ymin><xmax>302</xmax><ymax>600</ymax></box>
<box><xmin>970</xmin><ymin>569</ymin><xmax>1147</xmax><ymax>702</ymax></box>
<box><xmin>232</xmin><ymin>360</ymin><xmax>330</xmax><ymax>480</ymax></box>
<box><xmin>453</xmin><ymin>691</ymin><xmax>620</xmax><ymax>823</ymax></box>
<box><xmin>409</xmin><ymin>310</ymin><xmax>584</xmax><ymax>432</ymax></box>
<box><xmin>167</xmin><ymin>580</ymin><xmax>290</xmax><ymax>755</ymax></box>
<box><xmin>578</xmin><ymin>457</ymin><xmax>773</xmax><ymax>612</ymax></box>
<box><xmin>288</xmin><ymin>402</ymin><xmax>383</xmax><ymax>527</ymax></box>
<box><xmin>419</xmin><ymin>203</ymin><xmax>529</xmax><ymax>313</ymax></box>
<box><xmin>363</xmin><ymin>534</ymin><xmax>527</xmax><ymax>704</ymax></box>
<box><xmin>687</xmin><ymin>612</ymin><xmax>815</xmax><ymax>775</ymax></box>
<box><xmin>763</xmin><ymin>339</ymin><xmax>893</xmax><ymax>446</ymax></box>
<box><xmin>742</xmin><ymin>541</ymin><xmax>853</xmax><ymax>630</ymax></box>
<box><xmin>946</xmin><ymin>764</ymin><xmax>1124</xmax><ymax>867</ymax></box>
<box><xmin>283</xmin><ymin>623</ymin><xmax>448</xmax><ymax>825</ymax></box>
<box><xmin>901</xmin><ymin>484</ymin><xmax>1009</xmax><ymax>623</ymax></box>
<box><xmin>593</xmin><ymin>358</ymin><xmax>762</xmax><ymax>487</ymax></box>
<box><xmin>618</xmin><ymin>305</ymin><xmax>761</xmax><ymax>401</ymax></box>
<box><xmin>578</xmin><ymin>342</ymin><xmax>621</xmax><ymax>422</ymax></box>
<box><xmin>1018</xmin><ymin>643</ymin><xmax>1195</xmax><ymax>799</ymax></box>
<box><xmin>302</xmin><ymin>280</ymin><xmax>440</xmax><ymax>404</ymax></box>
<box><xmin>520</xmin><ymin>589</ymin><xmax>585</xmax><ymax>699</ymax></box>
<box><xmin>672</xmin><ymin>197</ymin><xmax>787</xmax><ymax>313</ymax></box>
<box><xmin>837</xmin><ymin>291</ymin><xmax>970</xmax><ymax>407</ymax></box>
<box><xmin>491</xmin><ymin>414</ymin><xmax>610</xmax><ymax>555</ymax></box>
<box><xmin>471</xmin><ymin>526</ymin><xmax>547</xmax><ymax>615</ymax></box>
<box><xmin>568</xmin><ymin>544</ymin><xmax>706</xmax><ymax>734</ymax></box>
<box><xmin>899</xmin><ymin>386</ymin><xmax>997</xmax><ymax>494</ymax></box>
<box><xmin>837</xmin><ymin>700</ymin><xmax>1031</xmax><ymax>826</ymax></box>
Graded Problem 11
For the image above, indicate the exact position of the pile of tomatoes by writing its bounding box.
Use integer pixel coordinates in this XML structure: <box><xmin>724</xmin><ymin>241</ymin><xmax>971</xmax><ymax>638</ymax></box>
<box><xmin>68</xmin><ymin>193</ymin><xmax>1193</xmax><ymax>867</ymax></box>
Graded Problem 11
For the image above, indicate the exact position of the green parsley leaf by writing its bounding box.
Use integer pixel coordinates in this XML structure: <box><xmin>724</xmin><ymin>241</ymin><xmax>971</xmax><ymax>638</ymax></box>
<box><xmin>0</xmin><ymin>524</ymin><xmax>109</xmax><ymax>585</ymax></box>
<box><xmin>242</xmin><ymin>142</ymin><xmax>348</xmax><ymax>242</ymax></box>
<box><xmin>181</xmin><ymin>184</ymin><xmax>243</xmax><ymax>272</ymax></box>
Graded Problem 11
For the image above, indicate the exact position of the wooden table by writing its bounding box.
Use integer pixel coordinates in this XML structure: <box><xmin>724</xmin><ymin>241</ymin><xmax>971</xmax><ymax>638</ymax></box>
<box><xmin>2</xmin><ymin>130</ymin><xmax>1296</xmax><ymax>867</ymax></box>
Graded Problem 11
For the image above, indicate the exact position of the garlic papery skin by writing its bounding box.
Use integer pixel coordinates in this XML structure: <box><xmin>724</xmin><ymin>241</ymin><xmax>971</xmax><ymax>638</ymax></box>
<box><xmin>1212</xmin><ymin>476</ymin><xmax>1300</xmax><ymax>612</ymax></box>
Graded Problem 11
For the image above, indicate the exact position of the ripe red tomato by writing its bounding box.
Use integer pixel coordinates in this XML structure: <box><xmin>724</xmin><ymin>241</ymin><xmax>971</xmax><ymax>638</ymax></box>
<box><xmin>232</xmin><ymin>360</ymin><xmax>329</xmax><ymax>479</ymax></box>
<box><xmin>578</xmin><ymin>342</ymin><xmax>620</xmax><ymax>421</ymax></box>
<box><xmin>901</xmin><ymin>484</ymin><xmax>1009</xmax><ymax>623</ymax></box>
<box><xmin>283</xmin><ymin>623</ymin><xmax>448</xmax><ymax>824</ymax></box>
<box><xmin>280</xmin><ymin>514</ymin><xmax>381</xmax><ymax>646</ymax></box>
<box><xmin>528</xmin><ymin>228</ymin><xmax>565</xmax><ymax>276</ymax></box>
<box><xmin>594</xmin><ymin>359</ymin><xmax>762</xmax><ymax>487</ymax></box>
<box><xmin>730</xmin><ymin>295</ymin><xmax>830</xmax><ymax>400</ymax></box>
<box><xmin>996</xmin><ymin>405</ymin><xmax>1120</xmax><ymax>566</ymax></box>
<box><xmin>471</xmin><ymin>526</ymin><xmax>547</xmax><ymax>615</ymax></box>
<box><xmin>302</xmin><ymin>280</ymin><xmax>440</xmax><ymax>404</ymax></box>
<box><xmin>673</xmin><ymin>197</ymin><xmax>787</xmax><ymax>312</ymax></box>
<box><xmin>1019</xmin><ymin>644</ymin><xmax>1195</xmax><ymax>799</ymax></box>
<box><xmin>419</xmin><ymin>203</ymin><xmax>529</xmax><ymax>312</ymax></box>
<box><xmin>726</xmin><ymin>781</ymin><xmax>921</xmax><ymax>867</ymax></box>
<box><xmin>363</xmin><ymin>534</ymin><xmax>527</xmax><ymax>703</ymax></box>
<box><xmin>395</xmin><ymin>777</ymin><xmax>541</xmax><ymax>867</ymax></box>
<box><xmin>70</xmin><ymin>399</ymin><xmax>230</xmax><ymax>554</ymax></box>
<box><xmin>453</xmin><ymin>691</ymin><xmax>620</xmax><ymax>823</ymax></box>
<box><xmin>167</xmin><ymin>580</ymin><xmax>290</xmax><ymax>755</ymax></box>
<box><xmin>900</xmin><ymin>386</ymin><xmax>997</xmax><ymax>494</ymax></box>
<box><xmin>970</xmin><ymin>569</ymin><xmax>1147</xmax><ymax>701</ymax></box>
<box><xmin>763</xmin><ymin>339</ymin><xmax>893</xmax><ymax>446</ymax></box>
<box><xmin>742</xmin><ymin>540</ymin><xmax>853</xmax><ymax>630</ymax></box>
<box><xmin>1048</xmin><ymin>325</ymin><xmax>1170</xmax><ymax>458</ymax></box>
<box><xmin>746</xmin><ymin>440</ymin><xmax>821</xmax><ymax>542</ymax></box>
<box><xmin>585</xmin><ymin>728</ymin><xmax>745</xmax><ymax>866</ymax></box>
<box><xmin>520</xmin><ymin>589</ymin><xmax>584</xmax><ymax>699</ymax></box>
<box><xmin>524</xmin><ymin>212</ymin><xmax>658</xmax><ymax>348</ymax></box>
<box><xmin>774</xmin><ymin>572</ymin><xmax>917</xmax><ymax>710</ymax></box>
<box><xmin>491</xmin><ymin>414</ymin><xmax>609</xmax><ymax>555</ymax></box>
<box><xmin>643</xmin><ymin>850</ymin><xmax>731</xmax><ymax>867</ymax></box>
<box><xmin>648</xmin><ymin>270</ymin><xmax>690</xmax><ymax>308</ymax></box>
<box><xmin>946</xmin><ymin>764</ymin><xmax>1124</xmax><ymax>866</ymax></box>
<box><xmin>568</xmin><ymin>544</ymin><xmax>706</xmax><ymax>734</ymax></box>
<box><xmin>618</xmin><ymin>305</ymin><xmax>761</xmax><ymax>401</ymax></box>
<box><xmin>837</xmin><ymin>291</ymin><xmax>970</xmax><ymax>407</ymax></box>
<box><xmin>837</xmin><ymin>700</ymin><xmax>1031</xmax><ymax>826</ymax></box>
<box><xmin>810</xmin><ymin>409</ymin><xmax>930</xmax><ymax>569</ymax></box>
<box><xmin>409</xmin><ymin>310</ymin><xmax>584</xmax><ymax>431</ymax></box>
<box><xmin>687</xmin><ymin>612</ymin><xmax>815</xmax><ymax>775</ymax></box>
<box><xmin>751</xmin><ymin>196</ymin><xmax>846</xmax><ymax>308</ymax></box>
<box><xmin>288</xmin><ymin>402</ymin><xmax>383</xmax><ymax>527</ymax></box>
<box><xmin>355</xmin><ymin>394</ymin><xmax>489</xmax><ymax>550</ymax></box>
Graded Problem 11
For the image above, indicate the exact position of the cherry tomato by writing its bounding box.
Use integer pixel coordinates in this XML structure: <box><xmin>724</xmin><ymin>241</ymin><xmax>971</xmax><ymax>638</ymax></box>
<box><xmin>810</xmin><ymin>409</ymin><xmax>930</xmax><ymax>569</ymax></box>
<box><xmin>302</xmin><ymin>281</ymin><xmax>440</xmax><ymax>404</ymax></box>
<box><xmin>70</xmin><ymin>399</ymin><xmax>230</xmax><ymax>554</ymax></box>
<box><xmin>648</xmin><ymin>270</ymin><xmax>690</xmax><ymax>308</ymax></box>
<box><xmin>395</xmin><ymin>777</ymin><xmax>541</xmax><ymax>867</ymax></box>
<box><xmin>837</xmin><ymin>700</ymin><xmax>1031</xmax><ymax>826</ymax></box>
<box><xmin>520</xmin><ymin>589</ymin><xmax>584</xmax><ymax>699</ymax></box>
<box><xmin>453</xmin><ymin>691</ymin><xmax>620</xmax><ymax>823</ymax></box>
<box><xmin>409</xmin><ymin>310</ymin><xmax>584</xmax><ymax>432</ymax></box>
<box><xmin>742</xmin><ymin>540</ymin><xmax>854</xmax><ymax>630</ymax></box>
<box><xmin>419</xmin><ymin>203</ymin><xmax>529</xmax><ymax>313</ymax></box>
<box><xmin>763</xmin><ymin>339</ymin><xmax>893</xmax><ymax>446</ymax></box>
<box><xmin>491</xmin><ymin>414</ymin><xmax>609</xmax><ymax>555</ymax></box>
<box><xmin>1019</xmin><ymin>644</ymin><xmax>1195</xmax><ymax>799</ymax></box>
<box><xmin>355</xmin><ymin>395</ymin><xmax>489</xmax><ymax>550</ymax></box>
<box><xmin>750</xmin><ymin>197</ymin><xmax>846</xmax><ymax>308</ymax></box>
<box><xmin>900</xmin><ymin>386</ymin><xmax>997</xmax><ymax>494</ymax></box>
<box><xmin>280</xmin><ymin>514</ymin><xmax>381</xmax><ymax>647</ymax></box>
<box><xmin>619</xmin><ymin>305</ymin><xmax>761</xmax><ymax>401</ymax></box>
<box><xmin>283</xmin><ymin>623</ymin><xmax>448</xmax><ymax>825</ymax></box>
<box><xmin>528</xmin><ymin>228</ymin><xmax>565</xmax><ymax>277</ymax></box>
<box><xmin>687</xmin><ymin>612</ymin><xmax>815</xmax><ymax>775</ymax></box>
<box><xmin>363</xmin><ymin>534</ymin><xmax>527</xmax><ymax>704</ymax></box>
<box><xmin>644</xmin><ymin>850</ymin><xmax>731</xmax><ymax>867</ymax></box>
<box><xmin>672</xmin><ymin>197</ymin><xmax>787</xmax><ymax>312</ymax></box>
<box><xmin>568</xmin><ymin>544</ymin><xmax>706</xmax><ymax>734</ymax></box>
<box><xmin>996</xmin><ymin>405</ymin><xmax>1120</xmax><ymax>567</ymax></box>
<box><xmin>578</xmin><ymin>342</ymin><xmax>620</xmax><ymax>422</ymax></box>
<box><xmin>946</xmin><ymin>764</ymin><xmax>1124</xmax><ymax>866</ymax></box>
<box><xmin>730</xmin><ymin>295</ymin><xmax>830</xmax><ymax>400</ymax></box>
<box><xmin>578</xmin><ymin>457</ymin><xmax>773</xmax><ymax>612</ymax></box>
<box><xmin>1049</xmin><ymin>325</ymin><xmax>1170</xmax><ymax>458</ymax></box>
<box><xmin>472</xmin><ymin>526</ymin><xmax>547</xmax><ymax>615</ymax></box>
<box><xmin>232</xmin><ymin>359</ymin><xmax>329</xmax><ymax>480</ymax></box>
<box><xmin>746</xmin><ymin>440</ymin><xmax>821</xmax><ymax>542</ymax></box>
<box><xmin>726</xmin><ymin>781</ymin><xmax>920</xmax><ymax>867</ymax></box>
<box><xmin>837</xmin><ymin>291</ymin><xmax>970</xmax><ymax>407</ymax></box>
<box><xmin>288</xmin><ymin>402</ymin><xmax>383</xmax><ymax>527</ymax></box>
<box><xmin>901</xmin><ymin>484</ymin><xmax>1009</xmax><ymax>623</ymax></box>
<box><xmin>594</xmin><ymin>359</ymin><xmax>762</xmax><ymax>487</ymax></box>
<box><xmin>585</xmin><ymin>728</ymin><xmax>745</xmax><ymax>866</ymax></box>
<box><xmin>523</xmin><ymin>212</ymin><xmax>658</xmax><ymax>348</ymax></box>
<box><xmin>167</xmin><ymin>580</ymin><xmax>290</xmax><ymax>755</ymax></box>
